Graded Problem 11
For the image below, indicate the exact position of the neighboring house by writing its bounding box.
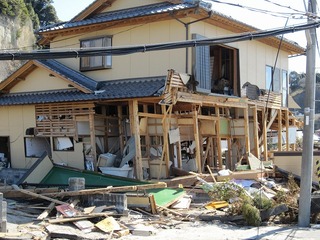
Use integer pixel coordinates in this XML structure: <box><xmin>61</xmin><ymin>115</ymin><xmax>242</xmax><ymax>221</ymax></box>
<box><xmin>0</xmin><ymin>0</ymin><xmax>304</xmax><ymax>180</ymax></box>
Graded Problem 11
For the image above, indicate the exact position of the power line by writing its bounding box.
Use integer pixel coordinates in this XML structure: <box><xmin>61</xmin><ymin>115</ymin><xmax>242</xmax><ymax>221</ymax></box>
<box><xmin>207</xmin><ymin>0</ymin><xmax>311</xmax><ymax>19</ymax></box>
<box><xmin>0</xmin><ymin>20</ymin><xmax>315</xmax><ymax>61</ymax></box>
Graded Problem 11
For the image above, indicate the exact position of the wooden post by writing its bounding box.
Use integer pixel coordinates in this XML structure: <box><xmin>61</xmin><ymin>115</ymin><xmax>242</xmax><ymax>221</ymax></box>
<box><xmin>227</xmin><ymin>137</ymin><xmax>232</xmax><ymax>170</ymax></box>
<box><xmin>131</xmin><ymin>100</ymin><xmax>143</xmax><ymax>180</ymax></box>
<box><xmin>262</xmin><ymin>108</ymin><xmax>268</xmax><ymax>161</ymax></box>
<box><xmin>160</xmin><ymin>105</ymin><xmax>172</xmax><ymax>178</ymax></box>
<box><xmin>193</xmin><ymin>106</ymin><xmax>202</xmax><ymax>173</ymax></box>
<box><xmin>277</xmin><ymin>109</ymin><xmax>282</xmax><ymax>151</ymax></box>
<box><xmin>215</xmin><ymin>106</ymin><xmax>222</xmax><ymax>169</ymax></box>
<box><xmin>243</xmin><ymin>106</ymin><xmax>250</xmax><ymax>154</ymax></box>
<box><xmin>252</xmin><ymin>106</ymin><xmax>259</xmax><ymax>158</ymax></box>
<box><xmin>89</xmin><ymin>113</ymin><xmax>97</xmax><ymax>171</ymax></box>
<box><xmin>285</xmin><ymin>109</ymin><xmax>290</xmax><ymax>151</ymax></box>
<box><xmin>177</xmin><ymin>141</ymin><xmax>182</xmax><ymax>168</ymax></box>
<box><xmin>118</xmin><ymin>105</ymin><xmax>124</xmax><ymax>153</ymax></box>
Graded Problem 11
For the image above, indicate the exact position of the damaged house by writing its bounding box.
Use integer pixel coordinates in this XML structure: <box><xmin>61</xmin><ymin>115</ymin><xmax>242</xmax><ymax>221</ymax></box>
<box><xmin>0</xmin><ymin>0</ymin><xmax>304</xmax><ymax>181</ymax></box>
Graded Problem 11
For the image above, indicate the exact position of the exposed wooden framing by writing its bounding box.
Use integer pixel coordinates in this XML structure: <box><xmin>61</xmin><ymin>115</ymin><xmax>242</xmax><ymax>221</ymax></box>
<box><xmin>252</xmin><ymin>106</ymin><xmax>260</xmax><ymax>158</ymax></box>
<box><xmin>193</xmin><ymin>106</ymin><xmax>202</xmax><ymax>173</ymax></box>
<box><xmin>227</xmin><ymin>137</ymin><xmax>232</xmax><ymax>169</ymax></box>
<box><xmin>118</xmin><ymin>105</ymin><xmax>124</xmax><ymax>153</ymax></box>
<box><xmin>243</xmin><ymin>106</ymin><xmax>250</xmax><ymax>154</ymax></box>
<box><xmin>177</xmin><ymin>91</ymin><xmax>247</xmax><ymax>108</ymax></box>
<box><xmin>278</xmin><ymin>109</ymin><xmax>283</xmax><ymax>150</ymax></box>
<box><xmin>262</xmin><ymin>108</ymin><xmax>268</xmax><ymax>161</ymax></box>
<box><xmin>285</xmin><ymin>109</ymin><xmax>290</xmax><ymax>150</ymax></box>
<box><xmin>89</xmin><ymin>112</ymin><xmax>97</xmax><ymax>171</ymax></box>
<box><xmin>215</xmin><ymin>106</ymin><xmax>223</xmax><ymax>168</ymax></box>
<box><xmin>159</xmin><ymin>105</ymin><xmax>172</xmax><ymax>178</ymax></box>
<box><xmin>35</xmin><ymin>102</ymin><xmax>95</xmax><ymax>137</ymax></box>
<box><xmin>131</xmin><ymin>100</ymin><xmax>143</xmax><ymax>180</ymax></box>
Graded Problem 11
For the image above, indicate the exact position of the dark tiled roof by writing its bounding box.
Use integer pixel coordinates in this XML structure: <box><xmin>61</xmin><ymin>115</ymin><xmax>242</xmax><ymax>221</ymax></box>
<box><xmin>36</xmin><ymin>59</ymin><xmax>99</xmax><ymax>92</ymax></box>
<box><xmin>0</xmin><ymin>77</ymin><xmax>166</xmax><ymax>106</ymax></box>
<box><xmin>38</xmin><ymin>2</ymin><xmax>211</xmax><ymax>33</ymax></box>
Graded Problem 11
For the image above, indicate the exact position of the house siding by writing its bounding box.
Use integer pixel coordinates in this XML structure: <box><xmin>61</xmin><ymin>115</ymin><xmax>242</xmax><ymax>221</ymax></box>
<box><xmin>51</xmin><ymin>17</ymin><xmax>289</xmax><ymax>90</ymax></box>
<box><xmin>10</xmin><ymin>68</ymin><xmax>71</xmax><ymax>93</ymax></box>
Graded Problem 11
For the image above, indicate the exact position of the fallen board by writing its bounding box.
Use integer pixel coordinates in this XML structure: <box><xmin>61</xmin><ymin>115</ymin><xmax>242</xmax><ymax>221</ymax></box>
<box><xmin>147</xmin><ymin>188</ymin><xmax>185</xmax><ymax>207</ymax></box>
<box><xmin>216</xmin><ymin>170</ymin><xmax>265</xmax><ymax>181</ymax></box>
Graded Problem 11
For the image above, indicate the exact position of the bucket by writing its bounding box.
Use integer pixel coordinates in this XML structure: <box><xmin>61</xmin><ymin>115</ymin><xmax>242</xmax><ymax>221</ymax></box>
<box><xmin>68</xmin><ymin>177</ymin><xmax>85</xmax><ymax>191</ymax></box>
<box><xmin>98</xmin><ymin>153</ymin><xmax>117</xmax><ymax>167</ymax></box>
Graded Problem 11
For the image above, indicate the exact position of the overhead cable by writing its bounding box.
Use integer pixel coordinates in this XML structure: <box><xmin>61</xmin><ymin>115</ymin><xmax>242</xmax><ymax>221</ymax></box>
<box><xmin>0</xmin><ymin>21</ymin><xmax>318</xmax><ymax>61</ymax></box>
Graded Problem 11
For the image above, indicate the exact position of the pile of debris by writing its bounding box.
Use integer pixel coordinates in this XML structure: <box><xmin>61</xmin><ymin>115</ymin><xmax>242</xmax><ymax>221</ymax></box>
<box><xmin>0</xmin><ymin>165</ymin><xmax>306</xmax><ymax>239</ymax></box>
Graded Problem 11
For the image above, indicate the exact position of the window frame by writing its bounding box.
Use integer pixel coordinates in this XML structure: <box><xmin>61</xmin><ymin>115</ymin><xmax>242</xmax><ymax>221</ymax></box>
<box><xmin>24</xmin><ymin>137</ymin><xmax>51</xmax><ymax>158</ymax></box>
<box><xmin>80</xmin><ymin>36</ymin><xmax>112</xmax><ymax>71</ymax></box>
<box><xmin>53</xmin><ymin>137</ymin><xmax>75</xmax><ymax>152</ymax></box>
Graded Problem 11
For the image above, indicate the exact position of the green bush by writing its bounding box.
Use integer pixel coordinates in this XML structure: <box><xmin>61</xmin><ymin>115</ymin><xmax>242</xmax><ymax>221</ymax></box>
<box><xmin>242</xmin><ymin>203</ymin><xmax>261</xmax><ymax>226</ymax></box>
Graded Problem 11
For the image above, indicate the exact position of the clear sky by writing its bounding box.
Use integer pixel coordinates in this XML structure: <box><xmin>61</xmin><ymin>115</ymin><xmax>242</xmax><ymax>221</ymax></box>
<box><xmin>51</xmin><ymin>0</ymin><xmax>315</xmax><ymax>73</ymax></box>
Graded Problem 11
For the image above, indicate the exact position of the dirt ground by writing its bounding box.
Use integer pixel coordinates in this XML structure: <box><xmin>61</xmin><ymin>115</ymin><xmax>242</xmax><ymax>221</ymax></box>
<box><xmin>4</xmin><ymin>206</ymin><xmax>320</xmax><ymax>240</ymax></box>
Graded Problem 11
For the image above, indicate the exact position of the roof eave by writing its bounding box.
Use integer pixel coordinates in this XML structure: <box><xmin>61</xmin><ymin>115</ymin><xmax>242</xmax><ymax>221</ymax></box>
<box><xmin>71</xmin><ymin>0</ymin><xmax>117</xmax><ymax>22</ymax></box>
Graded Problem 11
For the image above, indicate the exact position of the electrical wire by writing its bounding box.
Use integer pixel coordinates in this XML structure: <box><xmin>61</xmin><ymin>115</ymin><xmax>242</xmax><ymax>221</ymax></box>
<box><xmin>0</xmin><ymin>20</ymin><xmax>316</xmax><ymax>61</ymax></box>
<box><xmin>207</xmin><ymin>0</ymin><xmax>311</xmax><ymax>19</ymax></box>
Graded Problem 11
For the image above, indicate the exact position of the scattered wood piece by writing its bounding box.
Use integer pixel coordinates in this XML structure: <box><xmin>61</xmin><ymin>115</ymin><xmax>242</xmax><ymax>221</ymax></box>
<box><xmin>73</xmin><ymin>220</ymin><xmax>95</xmax><ymax>232</ymax></box>
<box><xmin>95</xmin><ymin>217</ymin><xmax>121</xmax><ymax>233</ymax></box>
<box><xmin>170</xmin><ymin>195</ymin><xmax>192</xmax><ymax>209</ymax></box>
<box><xmin>46</xmin><ymin>224</ymin><xmax>107</xmax><ymax>240</ymax></box>
<box><xmin>0</xmin><ymin>186</ymin><xmax>60</xmax><ymax>199</ymax></box>
<box><xmin>157</xmin><ymin>205</ymin><xmax>183</xmax><ymax>216</ymax></box>
<box><xmin>37</xmin><ymin>202</ymin><xmax>55</xmax><ymax>220</ymax></box>
<box><xmin>42</xmin><ymin>182</ymin><xmax>167</xmax><ymax>198</ymax></box>
<box><xmin>207</xmin><ymin>165</ymin><xmax>217</xmax><ymax>183</ymax></box>
<box><xmin>48</xmin><ymin>213</ymin><xmax>111</xmax><ymax>224</ymax></box>
<box><xmin>11</xmin><ymin>185</ymin><xmax>68</xmax><ymax>205</ymax></box>
<box><xmin>127</xmin><ymin>194</ymin><xmax>157</xmax><ymax>214</ymax></box>
<box><xmin>127</xmin><ymin>223</ymin><xmax>156</xmax><ymax>236</ymax></box>
<box><xmin>83</xmin><ymin>206</ymin><xmax>95</xmax><ymax>214</ymax></box>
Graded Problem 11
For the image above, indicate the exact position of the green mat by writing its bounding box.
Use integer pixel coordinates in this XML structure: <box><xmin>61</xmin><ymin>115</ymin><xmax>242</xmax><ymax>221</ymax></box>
<box><xmin>147</xmin><ymin>188</ymin><xmax>185</xmax><ymax>207</ymax></box>
<box><xmin>41</xmin><ymin>165</ymin><xmax>148</xmax><ymax>187</ymax></box>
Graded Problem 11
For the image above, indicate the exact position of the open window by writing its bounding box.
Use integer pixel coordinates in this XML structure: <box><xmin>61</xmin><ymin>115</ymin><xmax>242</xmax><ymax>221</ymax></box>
<box><xmin>25</xmin><ymin>137</ymin><xmax>51</xmax><ymax>158</ymax></box>
<box><xmin>80</xmin><ymin>36</ymin><xmax>112</xmax><ymax>71</ymax></box>
<box><xmin>210</xmin><ymin>45</ymin><xmax>240</xmax><ymax>96</ymax></box>
<box><xmin>192</xmin><ymin>34</ymin><xmax>240</xmax><ymax>96</ymax></box>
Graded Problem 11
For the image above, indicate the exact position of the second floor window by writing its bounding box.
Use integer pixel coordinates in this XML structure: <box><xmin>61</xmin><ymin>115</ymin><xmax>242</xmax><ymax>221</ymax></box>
<box><xmin>80</xmin><ymin>36</ymin><xmax>112</xmax><ymax>71</ymax></box>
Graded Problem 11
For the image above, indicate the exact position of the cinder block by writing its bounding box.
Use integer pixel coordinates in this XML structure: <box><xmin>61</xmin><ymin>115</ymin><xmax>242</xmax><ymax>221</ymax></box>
<box><xmin>86</xmin><ymin>193</ymin><xmax>128</xmax><ymax>214</ymax></box>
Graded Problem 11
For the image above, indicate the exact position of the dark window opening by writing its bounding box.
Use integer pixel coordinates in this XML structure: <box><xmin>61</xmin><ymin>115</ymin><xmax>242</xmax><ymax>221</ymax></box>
<box><xmin>80</xmin><ymin>36</ymin><xmax>112</xmax><ymax>71</ymax></box>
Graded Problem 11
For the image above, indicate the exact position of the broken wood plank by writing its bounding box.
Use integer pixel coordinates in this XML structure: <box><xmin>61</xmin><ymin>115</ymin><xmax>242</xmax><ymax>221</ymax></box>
<box><xmin>46</xmin><ymin>224</ymin><xmax>107</xmax><ymax>240</ymax></box>
<box><xmin>48</xmin><ymin>213</ymin><xmax>111</xmax><ymax>224</ymax></box>
<box><xmin>42</xmin><ymin>182</ymin><xmax>167</xmax><ymax>198</ymax></box>
<box><xmin>207</xmin><ymin>165</ymin><xmax>217</xmax><ymax>183</ymax></box>
<box><xmin>95</xmin><ymin>217</ymin><xmax>121</xmax><ymax>233</ymax></box>
<box><xmin>0</xmin><ymin>187</ymin><xmax>59</xmax><ymax>199</ymax></box>
<box><xmin>11</xmin><ymin>185</ymin><xmax>69</xmax><ymax>205</ymax></box>
<box><xmin>37</xmin><ymin>202</ymin><xmax>55</xmax><ymax>220</ymax></box>
<box><xmin>156</xmin><ymin>205</ymin><xmax>183</xmax><ymax>216</ymax></box>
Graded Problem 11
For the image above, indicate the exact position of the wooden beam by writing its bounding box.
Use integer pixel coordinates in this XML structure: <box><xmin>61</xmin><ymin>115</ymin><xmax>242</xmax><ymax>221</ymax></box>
<box><xmin>132</xmin><ymin>100</ymin><xmax>143</xmax><ymax>180</ymax></box>
<box><xmin>285</xmin><ymin>109</ymin><xmax>290</xmax><ymax>151</ymax></box>
<box><xmin>262</xmin><ymin>109</ymin><xmax>268</xmax><ymax>161</ymax></box>
<box><xmin>252</xmin><ymin>106</ymin><xmax>260</xmax><ymax>158</ymax></box>
<box><xmin>243</xmin><ymin>107</ymin><xmax>250</xmax><ymax>154</ymax></box>
<box><xmin>193</xmin><ymin>106</ymin><xmax>202</xmax><ymax>173</ymax></box>
<box><xmin>89</xmin><ymin>112</ymin><xmax>97</xmax><ymax>171</ymax></box>
<box><xmin>118</xmin><ymin>105</ymin><xmax>124</xmax><ymax>153</ymax></box>
<box><xmin>11</xmin><ymin>185</ymin><xmax>69</xmax><ymax>205</ymax></box>
<box><xmin>215</xmin><ymin>107</ymin><xmax>223</xmax><ymax>168</ymax></box>
<box><xmin>277</xmin><ymin>109</ymin><xmax>282</xmax><ymax>150</ymax></box>
<box><xmin>42</xmin><ymin>183</ymin><xmax>167</xmax><ymax>198</ymax></box>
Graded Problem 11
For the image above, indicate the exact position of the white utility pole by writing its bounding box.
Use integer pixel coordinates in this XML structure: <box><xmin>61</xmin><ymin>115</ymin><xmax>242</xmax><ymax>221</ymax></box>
<box><xmin>298</xmin><ymin>0</ymin><xmax>317</xmax><ymax>227</ymax></box>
